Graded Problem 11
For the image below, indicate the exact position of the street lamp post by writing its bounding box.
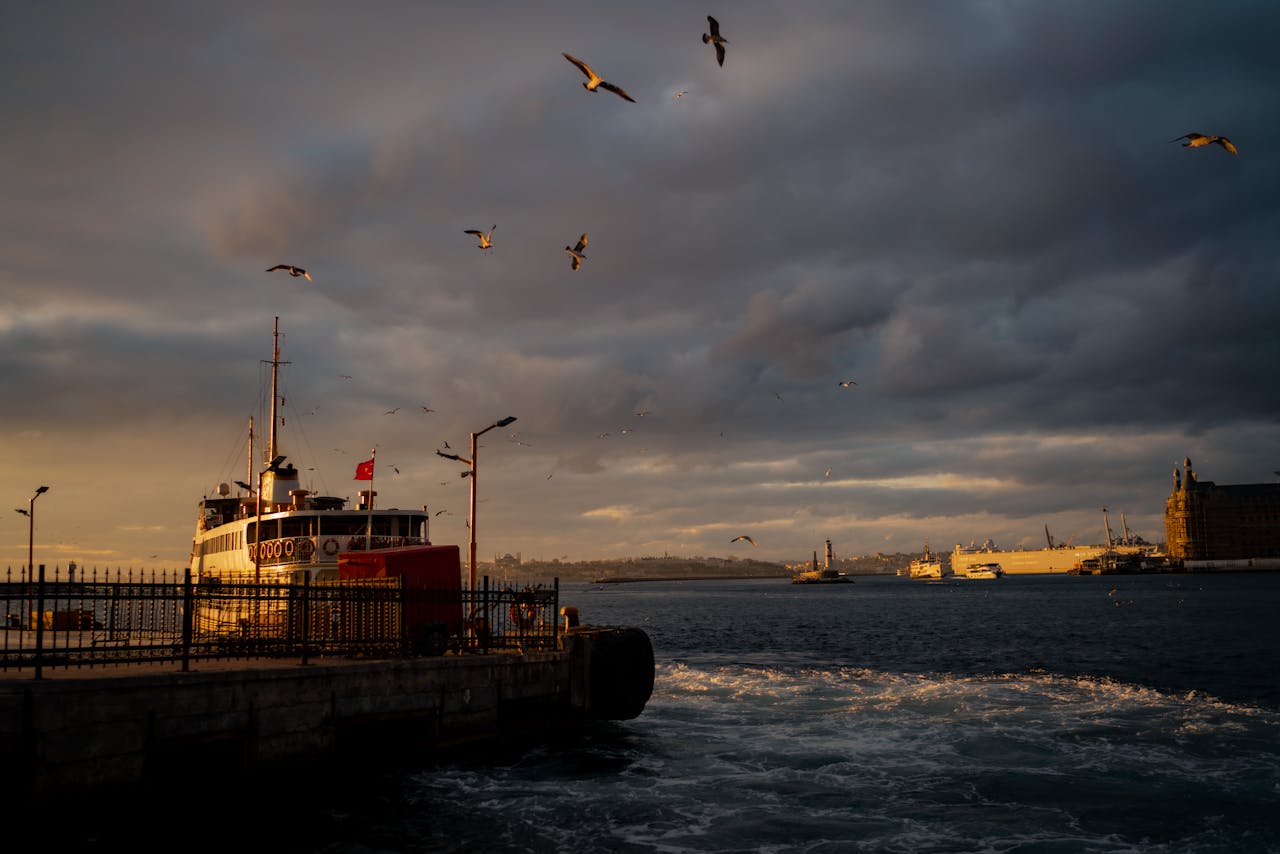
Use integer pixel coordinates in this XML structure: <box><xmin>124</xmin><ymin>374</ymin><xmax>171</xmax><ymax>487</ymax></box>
<box><xmin>436</xmin><ymin>415</ymin><xmax>516</xmax><ymax>591</ymax></box>
<box><xmin>14</xmin><ymin>486</ymin><xmax>50</xmax><ymax>582</ymax></box>
<box><xmin>14</xmin><ymin>486</ymin><xmax>49</xmax><ymax>628</ymax></box>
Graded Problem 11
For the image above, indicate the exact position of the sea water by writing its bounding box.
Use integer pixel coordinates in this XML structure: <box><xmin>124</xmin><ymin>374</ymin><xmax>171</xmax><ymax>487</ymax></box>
<box><xmin>284</xmin><ymin>572</ymin><xmax>1280</xmax><ymax>853</ymax></box>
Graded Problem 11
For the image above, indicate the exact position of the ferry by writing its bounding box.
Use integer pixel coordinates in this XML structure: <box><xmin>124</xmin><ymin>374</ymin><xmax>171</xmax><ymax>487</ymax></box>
<box><xmin>908</xmin><ymin>542</ymin><xmax>951</xmax><ymax>579</ymax></box>
<box><xmin>190</xmin><ymin>318</ymin><xmax>433</xmax><ymax>587</ymax></box>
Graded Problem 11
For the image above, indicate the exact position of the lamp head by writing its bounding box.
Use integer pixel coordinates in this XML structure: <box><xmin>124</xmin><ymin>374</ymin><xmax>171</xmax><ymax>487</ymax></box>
<box><xmin>496</xmin><ymin>416</ymin><xmax>517</xmax><ymax>428</ymax></box>
<box><xmin>267</xmin><ymin>455</ymin><xmax>286</xmax><ymax>472</ymax></box>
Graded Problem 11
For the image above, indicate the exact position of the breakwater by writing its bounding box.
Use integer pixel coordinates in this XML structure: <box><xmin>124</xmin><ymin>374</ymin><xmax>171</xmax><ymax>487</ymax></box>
<box><xmin>0</xmin><ymin>625</ymin><xmax>654</xmax><ymax>807</ymax></box>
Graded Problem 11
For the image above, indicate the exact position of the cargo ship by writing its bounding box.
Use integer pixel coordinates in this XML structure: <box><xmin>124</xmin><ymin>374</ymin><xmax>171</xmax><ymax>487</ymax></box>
<box><xmin>951</xmin><ymin>540</ymin><xmax>1155</xmax><ymax>576</ymax></box>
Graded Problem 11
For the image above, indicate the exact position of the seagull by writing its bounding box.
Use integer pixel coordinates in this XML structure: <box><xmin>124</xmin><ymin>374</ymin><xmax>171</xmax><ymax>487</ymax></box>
<box><xmin>565</xmin><ymin>233</ymin><xmax>588</xmax><ymax>271</ymax></box>
<box><xmin>730</xmin><ymin>535</ymin><xmax>757</xmax><ymax>547</ymax></box>
<box><xmin>562</xmin><ymin>53</ymin><xmax>636</xmax><ymax>103</ymax></box>
<box><xmin>339</xmin><ymin>374</ymin><xmax>352</xmax><ymax>381</ymax></box>
<box><xmin>421</xmin><ymin>406</ymin><xmax>435</xmax><ymax>413</ymax></box>
<box><xmin>825</xmin><ymin>468</ymin><xmax>831</xmax><ymax>479</ymax></box>
<box><xmin>384</xmin><ymin>407</ymin><xmax>400</xmax><ymax>415</ymax></box>
<box><xmin>774</xmin><ymin>392</ymin><xmax>784</xmax><ymax>403</ymax></box>
<box><xmin>635</xmin><ymin>409</ymin><xmax>650</xmax><ymax>417</ymax></box>
<box><xmin>838</xmin><ymin>380</ymin><xmax>858</xmax><ymax>387</ymax></box>
<box><xmin>464</xmin><ymin>225</ymin><xmax>496</xmax><ymax>252</ymax></box>
<box><xmin>266</xmin><ymin>264</ymin><xmax>312</xmax><ymax>281</ymax></box>
<box><xmin>1170</xmin><ymin>133</ymin><xmax>1238</xmax><ymax>155</ymax></box>
<box><xmin>14</xmin><ymin>508</ymin><xmax>29</xmax><ymax>516</ymax></box>
<box><xmin>435</xmin><ymin>509</ymin><xmax>448</xmax><ymax>516</ymax></box>
<box><xmin>702</xmin><ymin>16</ymin><xmax>728</xmax><ymax>67</ymax></box>
<box><xmin>672</xmin><ymin>90</ymin><xmax>688</xmax><ymax>100</ymax></box>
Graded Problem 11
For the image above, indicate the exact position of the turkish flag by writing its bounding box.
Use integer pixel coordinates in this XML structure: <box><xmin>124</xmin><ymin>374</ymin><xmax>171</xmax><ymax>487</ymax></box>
<box><xmin>354</xmin><ymin>458</ymin><xmax>374</xmax><ymax>480</ymax></box>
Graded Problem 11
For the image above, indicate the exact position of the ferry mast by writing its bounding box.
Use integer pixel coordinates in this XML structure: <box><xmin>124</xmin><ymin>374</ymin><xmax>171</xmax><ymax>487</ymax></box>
<box><xmin>266</xmin><ymin>316</ymin><xmax>289</xmax><ymax>465</ymax></box>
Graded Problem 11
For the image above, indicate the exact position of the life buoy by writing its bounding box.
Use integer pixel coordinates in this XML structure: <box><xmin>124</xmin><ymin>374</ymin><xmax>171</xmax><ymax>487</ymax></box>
<box><xmin>509</xmin><ymin>591</ymin><xmax>537</xmax><ymax>630</ymax></box>
<box><xmin>297</xmin><ymin>538</ymin><xmax>315</xmax><ymax>558</ymax></box>
<box><xmin>321</xmin><ymin>538</ymin><xmax>340</xmax><ymax>557</ymax></box>
<box><xmin>283</xmin><ymin>539</ymin><xmax>295</xmax><ymax>558</ymax></box>
<box><xmin>271</xmin><ymin>540</ymin><xmax>283</xmax><ymax>559</ymax></box>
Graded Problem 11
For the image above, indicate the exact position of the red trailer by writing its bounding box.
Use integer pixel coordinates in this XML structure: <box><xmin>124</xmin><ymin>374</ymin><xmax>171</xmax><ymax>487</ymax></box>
<box><xmin>338</xmin><ymin>545</ymin><xmax>463</xmax><ymax>653</ymax></box>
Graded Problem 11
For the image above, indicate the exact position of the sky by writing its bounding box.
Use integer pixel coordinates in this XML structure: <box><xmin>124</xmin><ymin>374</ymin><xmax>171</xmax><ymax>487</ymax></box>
<box><xmin>3</xmin><ymin>2</ymin><xmax>1279</xmax><ymax>570</ymax></box>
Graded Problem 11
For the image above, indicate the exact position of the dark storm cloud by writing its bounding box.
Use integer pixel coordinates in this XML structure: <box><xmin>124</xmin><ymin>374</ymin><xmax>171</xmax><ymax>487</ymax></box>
<box><xmin>3</xmin><ymin>1</ymin><xmax>1279</xmax><ymax>564</ymax></box>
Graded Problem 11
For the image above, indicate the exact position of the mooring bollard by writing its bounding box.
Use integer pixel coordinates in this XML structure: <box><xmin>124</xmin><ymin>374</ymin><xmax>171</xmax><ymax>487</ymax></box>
<box><xmin>560</xmin><ymin>605</ymin><xmax>579</xmax><ymax>631</ymax></box>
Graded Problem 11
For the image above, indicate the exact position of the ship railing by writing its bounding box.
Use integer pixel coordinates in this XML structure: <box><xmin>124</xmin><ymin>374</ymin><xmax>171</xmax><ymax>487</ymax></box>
<box><xmin>0</xmin><ymin>565</ymin><xmax>559</xmax><ymax>678</ymax></box>
<box><xmin>245</xmin><ymin>535</ymin><xmax>429</xmax><ymax>565</ymax></box>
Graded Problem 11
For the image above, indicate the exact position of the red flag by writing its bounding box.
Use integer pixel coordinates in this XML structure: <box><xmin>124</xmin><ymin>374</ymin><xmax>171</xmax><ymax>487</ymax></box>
<box><xmin>354</xmin><ymin>458</ymin><xmax>374</xmax><ymax>480</ymax></box>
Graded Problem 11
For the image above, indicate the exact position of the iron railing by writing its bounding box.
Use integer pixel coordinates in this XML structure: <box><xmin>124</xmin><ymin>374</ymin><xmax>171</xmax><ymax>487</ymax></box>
<box><xmin>0</xmin><ymin>566</ymin><xmax>559</xmax><ymax>678</ymax></box>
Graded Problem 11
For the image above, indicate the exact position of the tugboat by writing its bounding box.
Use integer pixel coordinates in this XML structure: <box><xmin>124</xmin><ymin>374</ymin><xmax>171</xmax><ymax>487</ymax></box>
<box><xmin>190</xmin><ymin>318</ymin><xmax>433</xmax><ymax>587</ymax></box>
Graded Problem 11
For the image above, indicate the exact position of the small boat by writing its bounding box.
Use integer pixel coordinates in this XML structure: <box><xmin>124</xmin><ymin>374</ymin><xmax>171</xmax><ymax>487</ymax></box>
<box><xmin>959</xmin><ymin>562</ymin><xmax>1004</xmax><ymax>579</ymax></box>
<box><xmin>909</xmin><ymin>542</ymin><xmax>951</xmax><ymax>579</ymax></box>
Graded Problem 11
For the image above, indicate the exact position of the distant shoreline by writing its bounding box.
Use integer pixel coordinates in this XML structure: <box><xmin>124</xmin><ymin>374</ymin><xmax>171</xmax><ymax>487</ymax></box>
<box><xmin>590</xmin><ymin>574</ymin><xmax>792</xmax><ymax>584</ymax></box>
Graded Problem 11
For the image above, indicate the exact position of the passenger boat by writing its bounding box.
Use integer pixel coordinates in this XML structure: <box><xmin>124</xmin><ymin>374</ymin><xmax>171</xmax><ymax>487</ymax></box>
<box><xmin>190</xmin><ymin>318</ymin><xmax>432</xmax><ymax>588</ymax></box>
<box><xmin>958</xmin><ymin>562</ymin><xmax>1004</xmax><ymax>579</ymax></box>
<box><xmin>908</xmin><ymin>542</ymin><xmax>950</xmax><ymax>579</ymax></box>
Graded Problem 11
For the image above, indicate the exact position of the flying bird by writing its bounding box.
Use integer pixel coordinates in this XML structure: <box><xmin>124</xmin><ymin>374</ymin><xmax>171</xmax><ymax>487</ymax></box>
<box><xmin>565</xmin><ymin>233</ymin><xmax>588</xmax><ymax>271</ymax></box>
<box><xmin>266</xmin><ymin>264</ymin><xmax>312</xmax><ymax>281</ymax></box>
<box><xmin>435</xmin><ymin>509</ymin><xmax>448</xmax><ymax>516</ymax></box>
<box><xmin>421</xmin><ymin>406</ymin><xmax>435</xmax><ymax>413</ymax></box>
<box><xmin>838</xmin><ymin>380</ymin><xmax>858</xmax><ymax>388</ymax></box>
<box><xmin>339</xmin><ymin>374</ymin><xmax>352</xmax><ymax>381</ymax></box>
<box><xmin>464</xmin><ymin>225</ymin><xmax>496</xmax><ymax>252</ymax></box>
<box><xmin>672</xmin><ymin>90</ymin><xmax>688</xmax><ymax>100</ymax></box>
<box><xmin>562</xmin><ymin>53</ymin><xmax>637</xmax><ymax>102</ymax></box>
<box><xmin>702</xmin><ymin>16</ymin><xmax>728</xmax><ymax>67</ymax></box>
<box><xmin>730</xmin><ymin>535</ymin><xmax>757</xmax><ymax>547</ymax></box>
<box><xmin>384</xmin><ymin>408</ymin><xmax>400</xmax><ymax>415</ymax></box>
<box><xmin>14</xmin><ymin>508</ymin><xmax>29</xmax><ymax>516</ymax></box>
<box><xmin>1169</xmin><ymin>133</ymin><xmax>1238</xmax><ymax>155</ymax></box>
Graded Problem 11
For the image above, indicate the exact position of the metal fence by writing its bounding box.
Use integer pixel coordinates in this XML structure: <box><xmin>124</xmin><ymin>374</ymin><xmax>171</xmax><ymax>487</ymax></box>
<box><xmin>0</xmin><ymin>566</ymin><xmax>559</xmax><ymax>678</ymax></box>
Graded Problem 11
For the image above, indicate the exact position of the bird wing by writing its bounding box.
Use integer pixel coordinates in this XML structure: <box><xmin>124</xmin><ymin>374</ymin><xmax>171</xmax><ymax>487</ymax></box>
<box><xmin>1216</xmin><ymin>137</ymin><xmax>1238</xmax><ymax>155</ymax></box>
<box><xmin>571</xmin><ymin>255</ymin><xmax>581</xmax><ymax>271</ymax></box>
<box><xmin>715</xmin><ymin>43</ymin><xmax>725</xmax><ymax>66</ymax></box>
<box><xmin>302</xmin><ymin>270</ymin><xmax>312</xmax><ymax>281</ymax></box>
<box><xmin>1170</xmin><ymin>133</ymin><xmax>1204</xmax><ymax>143</ymax></box>
<box><xmin>599</xmin><ymin>81</ymin><xmax>636</xmax><ymax>102</ymax></box>
<box><xmin>708</xmin><ymin>16</ymin><xmax>720</xmax><ymax>37</ymax></box>
<box><xmin>575</xmin><ymin>234</ymin><xmax>588</xmax><ymax>252</ymax></box>
<box><xmin>266</xmin><ymin>265</ymin><xmax>288</xmax><ymax>272</ymax></box>
<box><xmin>464</xmin><ymin>230</ymin><xmax>482</xmax><ymax>236</ymax></box>
<box><xmin>562</xmin><ymin>52</ymin><xmax>593</xmax><ymax>80</ymax></box>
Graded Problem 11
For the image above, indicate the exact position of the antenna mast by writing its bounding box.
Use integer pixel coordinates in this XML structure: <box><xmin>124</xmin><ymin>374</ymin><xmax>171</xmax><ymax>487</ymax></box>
<box><xmin>246</xmin><ymin>416</ymin><xmax>255</xmax><ymax>488</ymax></box>
<box><xmin>265</xmin><ymin>316</ymin><xmax>290</xmax><ymax>464</ymax></box>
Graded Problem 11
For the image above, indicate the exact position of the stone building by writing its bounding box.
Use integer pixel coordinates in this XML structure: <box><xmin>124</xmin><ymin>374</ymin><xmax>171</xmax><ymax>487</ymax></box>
<box><xmin>1164</xmin><ymin>458</ymin><xmax>1280</xmax><ymax>566</ymax></box>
